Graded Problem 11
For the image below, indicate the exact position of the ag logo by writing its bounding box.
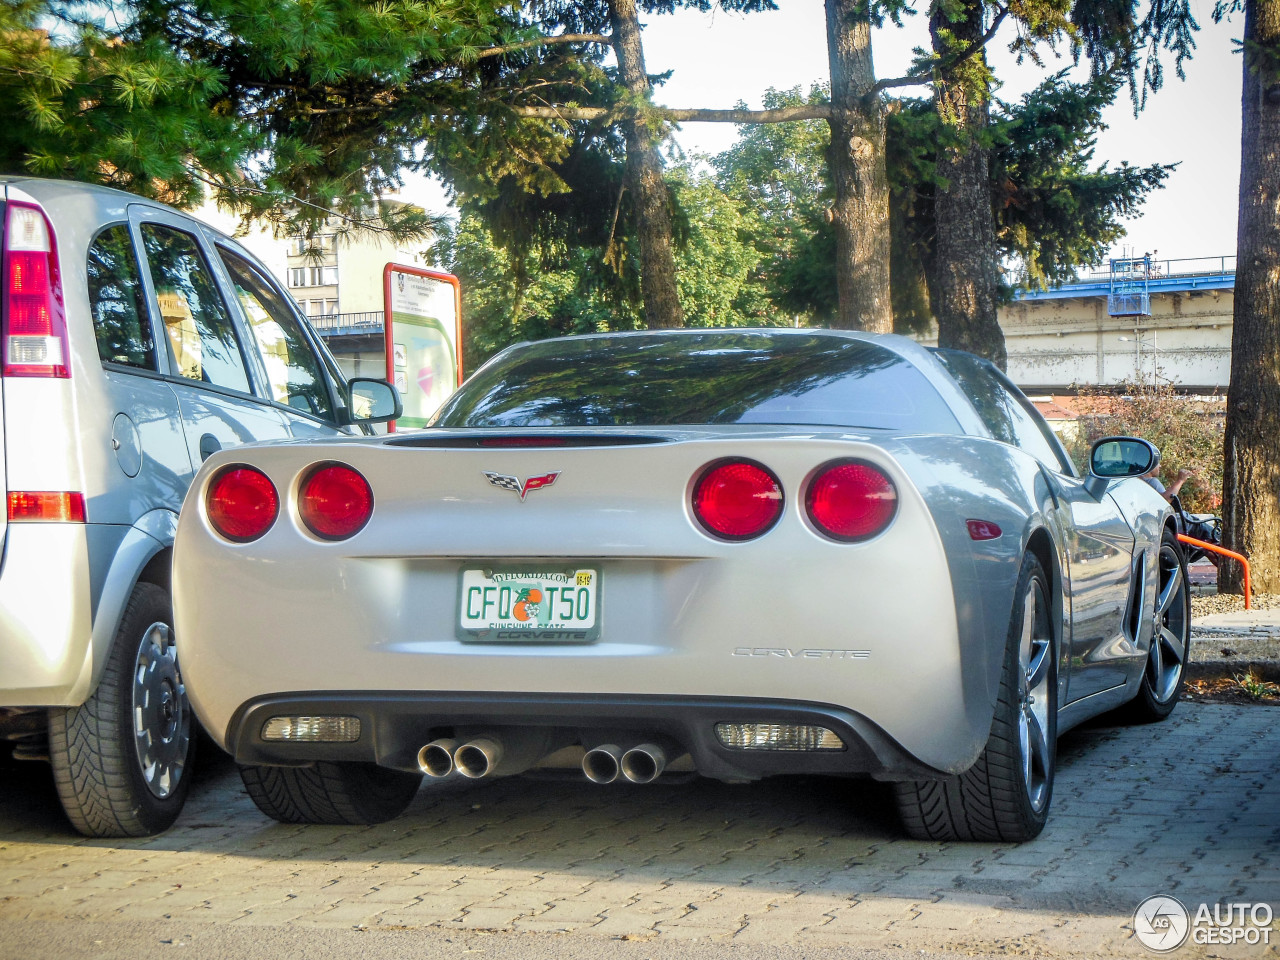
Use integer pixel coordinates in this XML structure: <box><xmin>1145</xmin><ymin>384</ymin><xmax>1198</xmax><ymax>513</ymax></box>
<box><xmin>1134</xmin><ymin>895</ymin><xmax>1190</xmax><ymax>951</ymax></box>
<box><xmin>483</xmin><ymin>470</ymin><xmax>560</xmax><ymax>501</ymax></box>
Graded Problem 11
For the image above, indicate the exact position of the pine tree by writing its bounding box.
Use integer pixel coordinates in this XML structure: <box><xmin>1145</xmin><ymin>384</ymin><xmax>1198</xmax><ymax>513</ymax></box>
<box><xmin>1219</xmin><ymin>0</ymin><xmax>1280</xmax><ymax>591</ymax></box>
<box><xmin>923</xmin><ymin>0</ymin><xmax>1198</xmax><ymax>366</ymax></box>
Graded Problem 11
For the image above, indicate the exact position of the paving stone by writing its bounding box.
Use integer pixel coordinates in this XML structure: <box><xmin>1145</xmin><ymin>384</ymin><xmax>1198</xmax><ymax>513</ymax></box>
<box><xmin>0</xmin><ymin>702</ymin><xmax>1273</xmax><ymax>958</ymax></box>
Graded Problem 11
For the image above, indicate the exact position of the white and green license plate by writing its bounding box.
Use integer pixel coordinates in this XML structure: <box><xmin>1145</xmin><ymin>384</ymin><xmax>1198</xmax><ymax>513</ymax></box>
<box><xmin>457</xmin><ymin>567</ymin><xmax>600</xmax><ymax>643</ymax></box>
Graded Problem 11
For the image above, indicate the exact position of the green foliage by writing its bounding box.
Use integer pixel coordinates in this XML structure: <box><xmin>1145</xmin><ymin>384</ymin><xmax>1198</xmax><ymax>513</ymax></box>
<box><xmin>886</xmin><ymin>72</ymin><xmax>1171</xmax><ymax>329</ymax></box>
<box><xmin>711</xmin><ymin>85</ymin><xmax>835</xmax><ymax>325</ymax></box>
<box><xmin>441</xmin><ymin>163</ymin><xmax>782</xmax><ymax>367</ymax></box>
<box><xmin>993</xmin><ymin>72</ymin><xmax>1172</xmax><ymax>289</ymax></box>
<box><xmin>0</xmin><ymin>0</ymin><xmax>253</xmax><ymax>206</ymax></box>
<box><xmin>667</xmin><ymin>168</ymin><xmax>776</xmax><ymax>326</ymax></box>
<box><xmin>704</xmin><ymin>81</ymin><xmax>1168</xmax><ymax>334</ymax></box>
<box><xmin>434</xmin><ymin>214</ymin><xmax>639</xmax><ymax>369</ymax></box>
<box><xmin>1062</xmin><ymin>380</ymin><xmax>1224</xmax><ymax>513</ymax></box>
<box><xmin>1</xmin><ymin>0</ymin><xmax>621</xmax><ymax>243</ymax></box>
<box><xmin>1072</xmin><ymin>0</ymin><xmax>1199</xmax><ymax>110</ymax></box>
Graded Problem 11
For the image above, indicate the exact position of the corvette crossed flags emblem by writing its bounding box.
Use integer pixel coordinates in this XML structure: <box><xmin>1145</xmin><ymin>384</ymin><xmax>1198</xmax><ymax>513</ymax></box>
<box><xmin>483</xmin><ymin>470</ymin><xmax>561</xmax><ymax>501</ymax></box>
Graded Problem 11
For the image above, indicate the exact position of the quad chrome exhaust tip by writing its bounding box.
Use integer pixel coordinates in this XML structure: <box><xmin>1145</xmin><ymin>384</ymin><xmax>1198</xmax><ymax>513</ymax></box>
<box><xmin>582</xmin><ymin>744</ymin><xmax>624</xmax><ymax>784</ymax></box>
<box><xmin>454</xmin><ymin>737</ymin><xmax>503</xmax><ymax>779</ymax></box>
<box><xmin>620</xmin><ymin>743</ymin><xmax>667</xmax><ymax>784</ymax></box>
<box><xmin>417</xmin><ymin>739</ymin><xmax>459</xmax><ymax>778</ymax></box>
<box><xmin>583</xmin><ymin>742</ymin><xmax>671</xmax><ymax>784</ymax></box>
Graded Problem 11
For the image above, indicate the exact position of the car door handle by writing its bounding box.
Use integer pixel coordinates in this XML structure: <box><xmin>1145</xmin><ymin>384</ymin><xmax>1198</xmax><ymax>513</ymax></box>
<box><xmin>199</xmin><ymin>434</ymin><xmax>223</xmax><ymax>462</ymax></box>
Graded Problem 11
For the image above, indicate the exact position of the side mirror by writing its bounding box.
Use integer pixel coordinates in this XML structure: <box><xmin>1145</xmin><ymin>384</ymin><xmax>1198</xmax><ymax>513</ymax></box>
<box><xmin>1085</xmin><ymin>436</ymin><xmax>1161</xmax><ymax>498</ymax></box>
<box><xmin>347</xmin><ymin>378</ymin><xmax>402</xmax><ymax>425</ymax></box>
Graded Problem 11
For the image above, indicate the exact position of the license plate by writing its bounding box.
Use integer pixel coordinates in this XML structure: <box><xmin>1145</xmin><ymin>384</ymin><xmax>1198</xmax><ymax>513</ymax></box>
<box><xmin>457</xmin><ymin>567</ymin><xmax>601</xmax><ymax>643</ymax></box>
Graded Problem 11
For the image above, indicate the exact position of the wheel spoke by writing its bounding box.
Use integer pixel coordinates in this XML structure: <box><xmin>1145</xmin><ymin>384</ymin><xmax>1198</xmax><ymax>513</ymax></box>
<box><xmin>1160</xmin><ymin>627</ymin><xmax>1186</xmax><ymax>666</ymax></box>
<box><xmin>1025</xmin><ymin>640</ymin><xmax>1051</xmax><ymax>691</ymax></box>
<box><xmin>1157</xmin><ymin>564</ymin><xmax>1183</xmax><ymax>617</ymax></box>
<box><xmin>1149</xmin><ymin>630</ymin><xmax>1165</xmax><ymax>683</ymax></box>
<box><xmin>1018</xmin><ymin>587</ymin><xmax>1035</xmax><ymax>683</ymax></box>
<box><xmin>1020</xmin><ymin>709</ymin><xmax>1033</xmax><ymax>791</ymax></box>
<box><xmin>1026</xmin><ymin>707</ymin><xmax>1051</xmax><ymax>779</ymax></box>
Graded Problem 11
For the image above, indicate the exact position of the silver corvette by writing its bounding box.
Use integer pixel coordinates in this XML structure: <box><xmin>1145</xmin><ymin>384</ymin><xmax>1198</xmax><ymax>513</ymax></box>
<box><xmin>173</xmin><ymin>329</ymin><xmax>1190</xmax><ymax>841</ymax></box>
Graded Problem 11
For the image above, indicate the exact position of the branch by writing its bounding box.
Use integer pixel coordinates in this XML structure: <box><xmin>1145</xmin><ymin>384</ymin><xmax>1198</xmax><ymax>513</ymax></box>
<box><xmin>869</xmin><ymin>5</ymin><xmax>1010</xmax><ymax>95</ymax></box>
<box><xmin>499</xmin><ymin>104</ymin><xmax>834</xmax><ymax>123</ymax></box>
<box><xmin>183</xmin><ymin>167</ymin><xmax>404</xmax><ymax>234</ymax></box>
<box><xmin>476</xmin><ymin>33</ymin><xmax>613</xmax><ymax>60</ymax></box>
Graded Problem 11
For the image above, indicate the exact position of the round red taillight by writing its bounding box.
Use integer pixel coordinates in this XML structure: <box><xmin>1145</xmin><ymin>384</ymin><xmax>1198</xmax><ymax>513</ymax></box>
<box><xmin>806</xmin><ymin>461</ymin><xmax>897</xmax><ymax>542</ymax></box>
<box><xmin>299</xmin><ymin>464</ymin><xmax>373</xmax><ymax>540</ymax></box>
<box><xmin>692</xmin><ymin>459</ymin><xmax>783</xmax><ymax>541</ymax></box>
<box><xmin>206</xmin><ymin>467</ymin><xmax>279</xmax><ymax>543</ymax></box>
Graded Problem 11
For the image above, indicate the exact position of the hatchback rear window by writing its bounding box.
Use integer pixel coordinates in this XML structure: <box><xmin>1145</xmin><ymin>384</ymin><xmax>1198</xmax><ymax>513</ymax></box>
<box><xmin>434</xmin><ymin>332</ymin><xmax>961</xmax><ymax>432</ymax></box>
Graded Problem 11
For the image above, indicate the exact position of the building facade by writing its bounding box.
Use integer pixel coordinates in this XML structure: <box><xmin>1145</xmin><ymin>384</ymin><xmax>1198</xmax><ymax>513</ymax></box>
<box><xmin>191</xmin><ymin>199</ymin><xmax>428</xmax><ymax>379</ymax></box>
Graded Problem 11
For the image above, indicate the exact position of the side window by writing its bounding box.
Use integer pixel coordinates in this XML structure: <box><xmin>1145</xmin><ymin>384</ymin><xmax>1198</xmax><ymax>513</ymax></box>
<box><xmin>87</xmin><ymin>226</ymin><xmax>155</xmax><ymax>369</ymax></box>
<box><xmin>219</xmin><ymin>249</ymin><xmax>334</xmax><ymax>420</ymax></box>
<box><xmin>139</xmin><ymin>224</ymin><xmax>251</xmax><ymax>394</ymax></box>
<box><xmin>996</xmin><ymin>383</ymin><xmax>1074</xmax><ymax>474</ymax></box>
<box><xmin>934</xmin><ymin>350</ymin><xmax>1073</xmax><ymax>473</ymax></box>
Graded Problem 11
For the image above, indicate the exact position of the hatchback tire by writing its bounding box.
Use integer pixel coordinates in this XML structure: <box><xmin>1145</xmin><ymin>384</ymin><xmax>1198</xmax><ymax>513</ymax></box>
<box><xmin>895</xmin><ymin>552</ymin><xmax>1056</xmax><ymax>842</ymax></box>
<box><xmin>49</xmin><ymin>582</ymin><xmax>195</xmax><ymax>837</ymax></box>
<box><xmin>239</xmin><ymin>761</ymin><xmax>422</xmax><ymax>825</ymax></box>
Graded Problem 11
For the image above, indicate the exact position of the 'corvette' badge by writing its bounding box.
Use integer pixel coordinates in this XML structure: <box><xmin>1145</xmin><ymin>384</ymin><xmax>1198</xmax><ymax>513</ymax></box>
<box><xmin>484</xmin><ymin>470</ymin><xmax>561</xmax><ymax>501</ymax></box>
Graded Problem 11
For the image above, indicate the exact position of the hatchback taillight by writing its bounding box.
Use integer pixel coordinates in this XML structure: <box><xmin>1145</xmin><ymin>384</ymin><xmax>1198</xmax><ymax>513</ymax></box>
<box><xmin>806</xmin><ymin>460</ymin><xmax>897</xmax><ymax>542</ymax></box>
<box><xmin>7</xmin><ymin>491</ymin><xmax>85</xmax><ymax>522</ymax></box>
<box><xmin>206</xmin><ymin>467</ymin><xmax>279</xmax><ymax>542</ymax></box>
<box><xmin>691</xmin><ymin>459</ymin><xmax>783</xmax><ymax>541</ymax></box>
<box><xmin>299</xmin><ymin>463</ymin><xmax>373</xmax><ymax>540</ymax></box>
<box><xmin>2</xmin><ymin>202</ymin><xmax>70</xmax><ymax>378</ymax></box>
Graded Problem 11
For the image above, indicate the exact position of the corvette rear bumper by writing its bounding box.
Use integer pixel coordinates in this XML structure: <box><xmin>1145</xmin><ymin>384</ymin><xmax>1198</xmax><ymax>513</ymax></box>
<box><xmin>225</xmin><ymin>691</ymin><xmax>950</xmax><ymax>782</ymax></box>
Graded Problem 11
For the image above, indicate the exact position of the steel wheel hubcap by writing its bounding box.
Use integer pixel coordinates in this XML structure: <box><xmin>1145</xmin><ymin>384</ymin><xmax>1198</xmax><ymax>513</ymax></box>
<box><xmin>131</xmin><ymin>622</ymin><xmax>189</xmax><ymax>799</ymax></box>
<box><xmin>1149</xmin><ymin>544</ymin><xmax>1189</xmax><ymax>703</ymax></box>
<box><xmin>1018</xmin><ymin>580</ymin><xmax>1052</xmax><ymax>814</ymax></box>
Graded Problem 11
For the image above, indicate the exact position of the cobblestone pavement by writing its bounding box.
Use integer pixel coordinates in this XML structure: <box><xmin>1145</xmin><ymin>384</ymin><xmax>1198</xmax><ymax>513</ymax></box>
<box><xmin>0</xmin><ymin>702</ymin><xmax>1276</xmax><ymax>958</ymax></box>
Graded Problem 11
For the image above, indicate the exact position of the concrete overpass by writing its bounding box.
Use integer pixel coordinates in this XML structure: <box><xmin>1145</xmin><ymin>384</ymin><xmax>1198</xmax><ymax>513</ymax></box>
<box><xmin>918</xmin><ymin>255</ymin><xmax>1236</xmax><ymax>393</ymax></box>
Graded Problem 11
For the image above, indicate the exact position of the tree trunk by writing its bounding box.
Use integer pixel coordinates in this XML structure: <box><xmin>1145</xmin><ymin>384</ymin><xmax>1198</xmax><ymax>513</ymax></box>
<box><xmin>1222</xmin><ymin>0</ymin><xmax>1280</xmax><ymax>594</ymax></box>
<box><xmin>609</xmin><ymin>0</ymin><xmax>684</xmax><ymax>329</ymax></box>
<box><xmin>929</xmin><ymin>3</ymin><xmax>1006</xmax><ymax>368</ymax></box>
<box><xmin>824</xmin><ymin>0</ymin><xmax>892</xmax><ymax>333</ymax></box>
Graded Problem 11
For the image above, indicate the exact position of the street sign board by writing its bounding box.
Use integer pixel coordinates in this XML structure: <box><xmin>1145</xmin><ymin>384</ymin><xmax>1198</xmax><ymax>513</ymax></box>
<box><xmin>383</xmin><ymin>264</ymin><xmax>463</xmax><ymax>430</ymax></box>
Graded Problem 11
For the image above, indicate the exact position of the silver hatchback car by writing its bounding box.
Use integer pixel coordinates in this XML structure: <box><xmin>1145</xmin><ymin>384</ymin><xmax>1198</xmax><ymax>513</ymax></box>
<box><xmin>0</xmin><ymin>177</ymin><xmax>398</xmax><ymax>836</ymax></box>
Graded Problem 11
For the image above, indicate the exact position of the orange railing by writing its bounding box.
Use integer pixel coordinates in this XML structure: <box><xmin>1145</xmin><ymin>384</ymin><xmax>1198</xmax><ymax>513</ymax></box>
<box><xmin>1178</xmin><ymin>534</ymin><xmax>1251</xmax><ymax>610</ymax></box>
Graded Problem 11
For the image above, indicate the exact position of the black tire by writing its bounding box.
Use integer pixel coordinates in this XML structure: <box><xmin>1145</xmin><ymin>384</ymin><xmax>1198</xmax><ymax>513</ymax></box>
<box><xmin>49</xmin><ymin>582</ymin><xmax>195</xmax><ymax>837</ymax></box>
<box><xmin>895</xmin><ymin>552</ymin><xmax>1057</xmax><ymax>842</ymax></box>
<box><xmin>239</xmin><ymin>761</ymin><xmax>421</xmax><ymax>825</ymax></box>
<box><xmin>1116</xmin><ymin>528</ymin><xmax>1190</xmax><ymax>723</ymax></box>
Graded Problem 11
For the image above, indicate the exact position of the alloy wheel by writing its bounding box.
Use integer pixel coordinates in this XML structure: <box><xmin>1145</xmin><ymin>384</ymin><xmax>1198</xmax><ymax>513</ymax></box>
<box><xmin>1018</xmin><ymin>579</ymin><xmax>1053</xmax><ymax>814</ymax></box>
<box><xmin>1148</xmin><ymin>543</ymin><xmax>1190</xmax><ymax>704</ymax></box>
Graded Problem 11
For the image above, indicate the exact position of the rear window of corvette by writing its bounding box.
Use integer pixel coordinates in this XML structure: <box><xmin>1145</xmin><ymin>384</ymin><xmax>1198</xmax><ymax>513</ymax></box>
<box><xmin>434</xmin><ymin>332</ymin><xmax>963</xmax><ymax>433</ymax></box>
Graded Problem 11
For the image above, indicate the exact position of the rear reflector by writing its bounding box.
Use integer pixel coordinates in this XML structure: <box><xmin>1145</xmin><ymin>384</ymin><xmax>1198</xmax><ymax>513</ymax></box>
<box><xmin>8</xmin><ymin>491</ymin><xmax>85</xmax><ymax>522</ymax></box>
<box><xmin>806</xmin><ymin>460</ymin><xmax>897</xmax><ymax>542</ymax></box>
<box><xmin>206</xmin><ymin>466</ymin><xmax>279</xmax><ymax>542</ymax></box>
<box><xmin>691</xmin><ymin>459</ymin><xmax>783</xmax><ymax>541</ymax></box>
<box><xmin>261</xmin><ymin>716</ymin><xmax>361</xmax><ymax>742</ymax></box>
<box><xmin>2</xmin><ymin>202</ymin><xmax>70</xmax><ymax>378</ymax></box>
<box><xmin>299</xmin><ymin>463</ymin><xmax>373</xmax><ymax>540</ymax></box>
<box><xmin>966</xmin><ymin>519</ymin><xmax>1003</xmax><ymax>541</ymax></box>
<box><xmin>715</xmin><ymin>722</ymin><xmax>845</xmax><ymax>751</ymax></box>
